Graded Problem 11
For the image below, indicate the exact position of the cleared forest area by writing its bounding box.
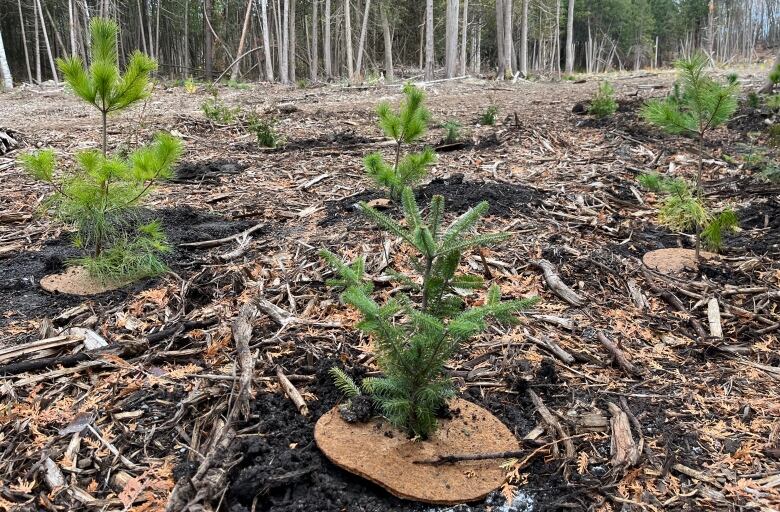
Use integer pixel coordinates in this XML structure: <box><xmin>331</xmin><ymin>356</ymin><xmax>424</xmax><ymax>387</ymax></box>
<box><xmin>1</xmin><ymin>63</ymin><xmax>779</xmax><ymax>511</ymax></box>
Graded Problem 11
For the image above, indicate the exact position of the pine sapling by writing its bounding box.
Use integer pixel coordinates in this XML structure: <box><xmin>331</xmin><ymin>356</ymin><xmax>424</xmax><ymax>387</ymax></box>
<box><xmin>442</xmin><ymin>120</ymin><xmax>461</xmax><ymax>144</ymax></box>
<box><xmin>364</xmin><ymin>84</ymin><xmax>435</xmax><ymax>201</ymax></box>
<box><xmin>19</xmin><ymin>17</ymin><xmax>182</xmax><ymax>282</ymax></box>
<box><xmin>641</xmin><ymin>52</ymin><xmax>739</xmax><ymax>261</ymax></box>
<box><xmin>322</xmin><ymin>187</ymin><xmax>538</xmax><ymax>438</ymax></box>
<box><xmin>57</xmin><ymin>18</ymin><xmax>156</xmax><ymax>156</ymax></box>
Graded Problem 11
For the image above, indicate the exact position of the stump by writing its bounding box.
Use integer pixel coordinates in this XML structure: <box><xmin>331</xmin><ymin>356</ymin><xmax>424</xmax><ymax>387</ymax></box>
<box><xmin>314</xmin><ymin>398</ymin><xmax>518</xmax><ymax>505</ymax></box>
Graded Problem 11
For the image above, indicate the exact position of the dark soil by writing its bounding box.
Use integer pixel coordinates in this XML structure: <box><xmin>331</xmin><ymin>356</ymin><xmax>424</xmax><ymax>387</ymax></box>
<box><xmin>173</xmin><ymin>159</ymin><xmax>248</xmax><ymax>184</ymax></box>
<box><xmin>319</xmin><ymin>175</ymin><xmax>548</xmax><ymax>227</ymax></box>
<box><xmin>726</xmin><ymin>104</ymin><xmax>773</xmax><ymax>134</ymax></box>
<box><xmin>0</xmin><ymin>205</ymin><xmax>254</xmax><ymax>331</ymax></box>
<box><xmin>284</xmin><ymin>130</ymin><xmax>379</xmax><ymax>151</ymax></box>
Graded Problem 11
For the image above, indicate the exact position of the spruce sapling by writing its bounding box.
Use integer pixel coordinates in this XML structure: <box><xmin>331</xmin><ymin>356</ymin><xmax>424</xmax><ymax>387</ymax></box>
<box><xmin>57</xmin><ymin>18</ymin><xmax>156</xmax><ymax>156</ymax></box>
<box><xmin>364</xmin><ymin>84</ymin><xmax>436</xmax><ymax>201</ymax></box>
<box><xmin>322</xmin><ymin>187</ymin><xmax>538</xmax><ymax>438</ymax></box>
<box><xmin>641</xmin><ymin>52</ymin><xmax>738</xmax><ymax>261</ymax></box>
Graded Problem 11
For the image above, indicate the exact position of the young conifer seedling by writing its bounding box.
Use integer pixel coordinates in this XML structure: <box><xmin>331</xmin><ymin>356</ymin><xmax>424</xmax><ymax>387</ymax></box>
<box><xmin>20</xmin><ymin>18</ymin><xmax>182</xmax><ymax>283</ymax></box>
<box><xmin>589</xmin><ymin>81</ymin><xmax>618</xmax><ymax>118</ymax></box>
<box><xmin>363</xmin><ymin>84</ymin><xmax>436</xmax><ymax>201</ymax></box>
<box><xmin>641</xmin><ymin>52</ymin><xmax>739</xmax><ymax>261</ymax></box>
<box><xmin>322</xmin><ymin>187</ymin><xmax>538</xmax><ymax>438</ymax></box>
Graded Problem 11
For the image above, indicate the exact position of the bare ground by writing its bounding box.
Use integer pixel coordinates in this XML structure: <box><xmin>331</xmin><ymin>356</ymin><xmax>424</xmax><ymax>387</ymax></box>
<box><xmin>1</xmin><ymin>72</ymin><xmax>779</xmax><ymax>511</ymax></box>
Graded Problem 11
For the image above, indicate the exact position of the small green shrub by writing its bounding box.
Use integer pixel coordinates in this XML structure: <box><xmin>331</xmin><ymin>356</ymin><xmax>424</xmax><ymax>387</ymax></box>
<box><xmin>768</xmin><ymin>124</ymin><xmax>780</xmax><ymax>148</ymax></box>
<box><xmin>201</xmin><ymin>94</ymin><xmax>240</xmax><ymax>124</ymax></box>
<box><xmin>227</xmin><ymin>79</ymin><xmax>250</xmax><ymax>90</ymax></box>
<box><xmin>770</xmin><ymin>63</ymin><xmax>780</xmax><ymax>88</ymax></box>
<box><xmin>638</xmin><ymin>173</ymin><xmax>738</xmax><ymax>252</ymax></box>
<box><xmin>322</xmin><ymin>187</ymin><xmax>538</xmax><ymax>438</ymax></box>
<box><xmin>296</xmin><ymin>78</ymin><xmax>309</xmax><ymax>89</ymax></box>
<box><xmin>479</xmin><ymin>105</ymin><xmax>498</xmax><ymax>125</ymax></box>
<box><xmin>588</xmin><ymin>81</ymin><xmax>618</xmax><ymax>118</ymax></box>
<box><xmin>442</xmin><ymin>120</ymin><xmax>461</xmax><ymax>144</ymax></box>
<box><xmin>727</xmin><ymin>72</ymin><xmax>739</xmax><ymax>85</ymax></box>
<box><xmin>363</xmin><ymin>83</ymin><xmax>435</xmax><ymax>201</ymax></box>
<box><xmin>247</xmin><ymin>114</ymin><xmax>280</xmax><ymax>148</ymax></box>
<box><xmin>747</xmin><ymin>92</ymin><xmax>760</xmax><ymax>108</ymax></box>
<box><xmin>767</xmin><ymin>95</ymin><xmax>780</xmax><ymax>111</ymax></box>
<box><xmin>184</xmin><ymin>77</ymin><xmax>198</xmax><ymax>94</ymax></box>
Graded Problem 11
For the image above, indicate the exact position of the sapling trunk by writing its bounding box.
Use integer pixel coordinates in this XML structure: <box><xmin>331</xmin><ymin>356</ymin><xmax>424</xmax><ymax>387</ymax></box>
<box><xmin>695</xmin><ymin>132</ymin><xmax>704</xmax><ymax>262</ymax></box>
<box><xmin>101</xmin><ymin>110</ymin><xmax>108</xmax><ymax>156</ymax></box>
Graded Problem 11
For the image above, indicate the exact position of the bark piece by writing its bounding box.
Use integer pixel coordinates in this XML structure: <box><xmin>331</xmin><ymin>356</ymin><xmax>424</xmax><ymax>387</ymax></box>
<box><xmin>231</xmin><ymin>303</ymin><xmax>257</xmax><ymax>418</ymax></box>
<box><xmin>277</xmin><ymin>366</ymin><xmax>309</xmax><ymax>416</ymax></box>
<box><xmin>607</xmin><ymin>402</ymin><xmax>640</xmax><ymax>468</ymax></box>
<box><xmin>527</xmin><ymin>389</ymin><xmax>575</xmax><ymax>459</ymax></box>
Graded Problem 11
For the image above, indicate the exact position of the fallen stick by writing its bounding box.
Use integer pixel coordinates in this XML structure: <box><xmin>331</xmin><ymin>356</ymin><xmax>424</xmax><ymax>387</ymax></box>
<box><xmin>597</xmin><ymin>332</ymin><xmax>641</xmax><ymax>376</ymax></box>
<box><xmin>532</xmin><ymin>259</ymin><xmax>585</xmax><ymax>307</ymax></box>
<box><xmin>276</xmin><ymin>366</ymin><xmax>309</xmax><ymax>416</ymax></box>
<box><xmin>178</xmin><ymin>222</ymin><xmax>264</xmax><ymax>248</ymax></box>
<box><xmin>527</xmin><ymin>389</ymin><xmax>575</xmax><ymax>459</ymax></box>
<box><xmin>642</xmin><ymin>270</ymin><xmax>708</xmax><ymax>342</ymax></box>
<box><xmin>231</xmin><ymin>303</ymin><xmax>257</xmax><ymax>418</ymax></box>
<box><xmin>524</xmin><ymin>329</ymin><xmax>575</xmax><ymax>365</ymax></box>
<box><xmin>0</xmin><ymin>334</ymin><xmax>83</xmax><ymax>364</ymax></box>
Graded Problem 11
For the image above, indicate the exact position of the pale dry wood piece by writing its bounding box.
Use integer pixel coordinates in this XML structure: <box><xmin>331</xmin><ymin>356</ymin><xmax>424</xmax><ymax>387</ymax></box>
<box><xmin>231</xmin><ymin>303</ymin><xmax>257</xmax><ymax>418</ymax></box>
<box><xmin>523</xmin><ymin>329</ymin><xmax>575</xmax><ymax>365</ymax></box>
<box><xmin>672</xmin><ymin>463</ymin><xmax>720</xmax><ymax>485</ymax></box>
<box><xmin>14</xmin><ymin>360</ymin><xmax>105</xmax><ymax>386</ymax></box>
<box><xmin>178</xmin><ymin>222</ymin><xmax>264</xmax><ymax>248</ymax></box>
<box><xmin>707</xmin><ymin>298</ymin><xmax>723</xmax><ymax>339</ymax></box>
<box><xmin>597</xmin><ymin>331</ymin><xmax>641</xmax><ymax>376</ymax></box>
<box><xmin>218</xmin><ymin>234</ymin><xmax>253</xmax><ymax>261</ymax></box>
<box><xmin>626</xmin><ymin>278</ymin><xmax>649</xmax><ymax>311</ymax></box>
<box><xmin>255</xmin><ymin>297</ymin><xmax>341</xmax><ymax>328</ymax></box>
<box><xmin>276</xmin><ymin>366</ymin><xmax>309</xmax><ymax>416</ymax></box>
<box><xmin>527</xmin><ymin>389</ymin><xmax>575</xmax><ymax>459</ymax></box>
<box><xmin>0</xmin><ymin>335</ymin><xmax>83</xmax><ymax>364</ymax></box>
<box><xmin>532</xmin><ymin>259</ymin><xmax>585</xmax><ymax>307</ymax></box>
<box><xmin>44</xmin><ymin>458</ymin><xmax>65</xmax><ymax>489</ymax></box>
<box><xmin>606</xmin><ymin>402</ymin><xmax>640</xmax><ymax>468</ymax></box>
<box><xmin>575</xmin><ymin>413</ymin><xmax>609</xmax><ymax>433</ymax></box>
<box><xmin>531</xmin><ymin>314</ymin><xmax>575</xmax><ymax>330</ymax></box>
<box><xmin>0</xmin><ymin>242</ymin><xmax>21</xmax><ymax>258</ymax></box>
<box><xmin>87</xmin><ymin>424</ymin><xmax>139</xmax><ymax>470</ymax></box>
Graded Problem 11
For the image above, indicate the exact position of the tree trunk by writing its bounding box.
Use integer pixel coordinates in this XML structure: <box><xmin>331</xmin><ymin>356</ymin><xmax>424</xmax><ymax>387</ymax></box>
<box><xmin>35</xmin><ymin>0</ymin><xmax>58</xmax><ymax>84</ymax></box>
<box><xmin>459</xmin><ymin>0</ymin><xmax>469</xmax><ymax>76</ymax></box>
<box><xmin>565</xmin><ymin>0</ymin><xmax>575</xmax><ymax>73</ymax></box>
<box><xmin>324</xmin><ymin>0</ymin><xmax>332</xmax><ymax>77</ymax></box>
<box><xmin>261</xmin><ymin>0</ymin><xmax>274</xmax><ymax>80</ymax></box>
<box><xmin>355</xmin><ymin>0</ymin><xmax>371</xmax><ymax>76</ymax></box>
<box><xmin>381</xmin><ymin>2</ymin><xmax>393</xmax><ymax>79</ymax></box>
<box><xmin>502</xmin><ymin>0</ymin><xmax>513</xmax><ymax>76</ymax></box>
<box><xmin>155</xmin><ymin>0</ymin><xmax>161</xmax><ymax>59</ymax></box>
<box><xmin>146</xmin><ymin>0</ymin><xmax>154</xmax><ymax>59</ymax></box>
<box><xmin>281</xmin><ymin>0</ymin><xmax>290</xmax><ymax>83</ymax></box>
<box><xmin>425</xmin><ymin>0</ymin><xmax>434</xmax><ymax>80</ymax></box>
<box><xmin>495</xmin><ymin>0</ymin><xmax>505</xmax><ymax>77</ymax></box>
<box><xmin>231</xmin><ymin>0</ymin><xmax>254</xmax><ymax>81</ymax></box>
<box><xmin>310</xmin><ymin>0</ymin><xmax>319</xmax><ymax>80</ymax></box>
<box><xmin>0</xmin><ymin>29</ymin><xmax>12</xmax><ymax>90</ymax></box>
<box><xmin>520</xmin><ymin>0</ymin><xmax>528</xmax><ymax>76</ymax></box>
<box><xmin>445</xmin><ymin>0</ymin><xmax>459</xmax><ymax>77</ymax></box>
<box><xmin>68</xmin><ymin>0</ymin><xmax>77</xmax><ymax>56</ymax></box>
<box><xmin>34</xmin><ymin>0</ymin><xmax>41</xmax><ymax>84</ymax></box>
<box><xmin>204</xmin><ymin>0</ymin><xmax>213</xmax><ymax>79</ymax></box>
<box><xmin>17</xmin><ymin>0</ymin><xmax>33</xmax><ymax>83</ymax></box>
<box><xmin>183</xmin><ymin>0</ymin><xmax>190</xmax><ymax>75</ymax></box>
<box><xmin>345</xmin><ymin>0</ymin><xmax>354</xmax><ymax>79</ymax></box>
<box><xmin>554</xmin><ymin>0</ymin><xmax>560</xmax><ymax>75</ymax></box>
<box><xmin>707</xmin><ymin>0</ymin><xmax>715</xmax><ymax>65</ymax></box>
<box><xmin>289</xmin><ymin>0</ymin><xmax>297</xmax><ymax>82</ymax></box>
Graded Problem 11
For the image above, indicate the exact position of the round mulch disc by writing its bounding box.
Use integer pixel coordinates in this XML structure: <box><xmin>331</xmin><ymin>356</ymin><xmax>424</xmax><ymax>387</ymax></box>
<box><xmin>314</xmin><ymin>398</ymin><xmax>518</xmax><ymax>505</ymax></box>
<box><xmin>642</xmin><ymin>248</ymin><xmax>717</xmax><ymax>274</ymax></box>
<box><xmin>40</xmin><ymin>267</ymin><xmax>128</xmax><ymax>295</ymax></box>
